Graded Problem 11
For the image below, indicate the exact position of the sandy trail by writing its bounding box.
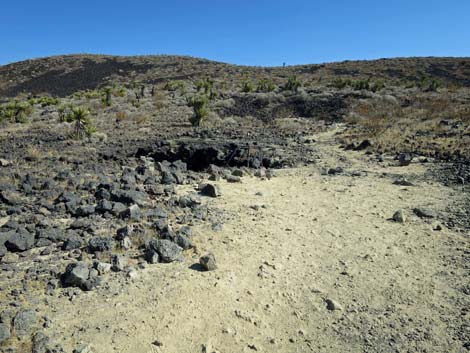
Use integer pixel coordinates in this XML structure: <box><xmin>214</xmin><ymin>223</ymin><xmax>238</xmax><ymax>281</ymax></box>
<box><xmin>40</xmin><ymin>131</ymin><xmax>469</xmax><ymax>353</ymax></box>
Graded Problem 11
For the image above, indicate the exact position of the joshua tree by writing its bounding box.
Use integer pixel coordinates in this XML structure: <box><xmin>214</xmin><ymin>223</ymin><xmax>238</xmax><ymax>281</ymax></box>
<box><xmin>188</xmin><ymin>95</ymin><xmax>209</xmax><ymax>127</ymax></box>
<box><xmin>103</xmin><ymin>87</ymin><xmax>112</xmax><ymax>106</ymax></box>
<box><xmin>70</xmin><ymin>107</ymin><xmax>92</xmax><ymax>139</ymax></box>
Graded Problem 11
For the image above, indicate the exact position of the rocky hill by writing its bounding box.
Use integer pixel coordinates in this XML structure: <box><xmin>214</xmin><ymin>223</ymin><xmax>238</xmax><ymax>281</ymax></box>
<box><xmin>1</xmin><ymin>55</ymin><xmax>470</xmax><ymax>98</ymax></box>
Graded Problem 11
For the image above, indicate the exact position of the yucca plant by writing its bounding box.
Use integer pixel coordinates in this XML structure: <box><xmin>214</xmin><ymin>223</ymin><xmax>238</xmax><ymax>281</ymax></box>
<box><xmin>257</xmin><ymin>79</ymin><xmax>276</xmax><ymax>92</ymax></box>
<box><xmin>70</xmin><ymin>107</ymin><xmax>93</xmax><ymax>139</ymax></box>
<box><xmin>188</xmin><ymin>95</ymin><xmax>209</xmax><ymax>127</ymax></box>
<box><xmin>283</xmin><ymin>76</ymin><xmax>302</xmax><ymax>92</ymax></box>
<box><xmin>241</xmin><ymin>79</ymin><xmax>255</xmax><ymax>93</ymax></box>
<box><xmin>102</xmin><ymin>87</ymin><xmax>113</xmax><ymax>106</ymax></box>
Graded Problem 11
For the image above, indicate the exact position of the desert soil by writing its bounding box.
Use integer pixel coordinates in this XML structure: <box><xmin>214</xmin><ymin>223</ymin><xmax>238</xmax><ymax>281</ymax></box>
<box><xmin>36</xmin><ymin>130</ymin><xmax>469</xmax><ymax>353</ymax></box>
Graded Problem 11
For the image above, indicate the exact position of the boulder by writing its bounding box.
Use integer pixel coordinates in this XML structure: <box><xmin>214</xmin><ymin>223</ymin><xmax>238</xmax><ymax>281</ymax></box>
<box><xmin>200</xmin><ymin>253</ymin><xmax>217</xmax><ymax>271</ymax></box>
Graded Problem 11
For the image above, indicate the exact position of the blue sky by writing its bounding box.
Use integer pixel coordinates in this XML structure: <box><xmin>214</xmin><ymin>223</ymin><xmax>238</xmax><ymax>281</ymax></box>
<box><xmin>1</xmin><ymin>0</ymin><xmax>469</xmax><ymax>66</ymax></box>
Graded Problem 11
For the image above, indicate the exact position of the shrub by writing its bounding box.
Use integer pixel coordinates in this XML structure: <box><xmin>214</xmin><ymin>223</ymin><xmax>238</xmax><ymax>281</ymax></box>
<box><xmin>188</xmin><ymin>95</ymin><xmax>209</xmax><ymax>127</ymax></box>
<box><xmin>241</xmin><ymin>79</ymin><xmax>255</xmax><ymax>93</ymax></box>
<box><xmin>257</xmin><ymin>79</ymin><xmax>276</xmax><ymax>92</ymax></box>
<box><xmin>352</xmin><ymin>79</ymin><xmax>370</xmax><ymax>90</ymax></box>
<box><xmin>283</xmin><ymin>76</ymin><xmax>302</xmax><ymax>92</ymax></box>
<box><xmin>196</xmin><ymin>78</ymin><xmax>216</xmax><ymax>99</ymax></box>
<box><xmin>0</xmin><ymin>100</ymin><xmax>33</xmax><ymax>123</ymax></box>
<box><xmin>102</xmin><ymin>87</ymin><xmax>112</xmax><ymax>106</ymax></box>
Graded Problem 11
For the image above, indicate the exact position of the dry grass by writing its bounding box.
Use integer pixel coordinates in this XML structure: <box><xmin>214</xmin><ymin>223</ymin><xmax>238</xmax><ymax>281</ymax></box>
<box><xmin>341</xmin><ymin>89</ymin><xmax>470</xmax><ymax>157</ymax></box>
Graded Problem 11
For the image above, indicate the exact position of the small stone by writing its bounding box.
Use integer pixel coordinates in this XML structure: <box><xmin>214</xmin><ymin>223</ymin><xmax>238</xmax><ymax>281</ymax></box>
<box><xmin>325</xmin><ymin>298</ymin><xmax>343</xmax><ymax>311</ymax></box>
<box><xmin>13</xmin><ymin>309</ymin><xmax>37</xmax><ymax>337</ymax></box>
<box><xmin>154</xmin><ymin>239</ymin><xmax>183</xmax><ymax>263</ymax></box>
<box><xmin>226</xmin><ymin>175</ymin><xmax>241</xmax><ymax>183</ymax></box>
<box><xmin>62</xmin><ymin>262</ymin><xmax>90</xmax><ymax>288</ymax></box>
<box><xmin>200</xmin><ymin>253</ymin><xmax>217</xmax><ymax>271</ymax></box>
<box><xmin>413</xmin><ymin>207</ymin><xmax>436</xmax><ymax>219</ymax></box>
<box><xmin>200</xmin><ymin>184</ymin><xmax>221</xmax><ymax>198</ymax></box>
<box><xmin>120</xmin><ymin>204</ymin><xmax>142</xmax><ymax>221</ymax></box>
<box><xmin>121</xmin><ymin>236</ymin><xmax>132</xmax><ymax>250</ymax></box>
<box><xmin>392</xmin><ymin>209</ymin><xmax>405</xmax><ymax>223</ymax></box>
<box><xmin>88</xmin><ymin>237</ymin><xmax>114</xmax><ymax>253</ymax></box>
<box><xmin>95</xmin><ymin>262</ymin><xmax>111</xmax><ymax>275</ymax></box>
<box><xmin>398</xmin><ymin>153</ymin><xmax>413</xmax><ymax>166</ymax></box>
<box><xmin>127</xmin><ymin>269</ymin><xmax>139</xmax><ymax>280</ymax></box>
<box><xmin>432</xmin><ymin>222</ymin><xmax>442</xmax><ymax>231</ymax></box>
<box><xmin>144</xmin><ymin>249</ymin><xmax>160</xmax><ymax>264</ymax></box>
<box><xmin>32</xmin><ymin>332</ymin><xmax>50</xmax><ymax>353</ymax></box>
<box><xmin>111</xmin><ymin>254</ymin><xmax>127</xmax><ymax>272</ymax></box>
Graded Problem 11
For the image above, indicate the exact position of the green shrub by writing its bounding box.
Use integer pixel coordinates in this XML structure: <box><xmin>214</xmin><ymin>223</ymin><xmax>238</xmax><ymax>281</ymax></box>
<box><xmin>196</xmin><ymin>78</ymin><xmax>216</xmax><ymax>99</ymax></box>
<box><xmin>102</xmin><ymin>87</ymin><xmax>112</xmax><ymax>106</ymax></box>
<box><xmin>283</xmin><ymin>76</ymin><xmax>302</xmax><ymax>92</ymax></box>
<box><xmin>257</xmin><ymin>79</ymin><xmax>276</xmax><ymax>92</ymax></box>
<box><xmin>241</xmin><ymin>79</ymin><xmax>255</xmax><ymax>93</ymax></box>
<box><xmin>352</xmin><ymin>79</ymin><xmax>370</xmax><ymax>90</ymax></box>
<box><xmin>0</xmin><ymin>100</ymin><xmax>33</xmax><ymax>123</ymax></box>
<box><xmin>188</xmin><ymin>95</ymin><xmax>209</xmax><ymax>127</ymax></box>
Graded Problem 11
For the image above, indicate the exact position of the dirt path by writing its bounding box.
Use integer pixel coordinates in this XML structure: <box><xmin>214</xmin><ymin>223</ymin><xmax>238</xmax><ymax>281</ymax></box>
<box><xmin>39</xmin><ymin>131</ymin><xmax>469</xmax><ymax>353</ymax></box>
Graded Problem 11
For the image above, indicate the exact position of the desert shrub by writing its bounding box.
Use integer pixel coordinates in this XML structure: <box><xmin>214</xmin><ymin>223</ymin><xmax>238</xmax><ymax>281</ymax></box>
<box><xmin>0</xmin><ymin>100</ymin><xmax>34</xmax><ymax>123</ymax></box>
<box><xmin>370</xmin><ymin>80</ymin><xmax>385</xmax><ymax>92</ymax></box>
<box><xmin>153</xmin><ymin>91</ymin><xmax>168</xmax><ymax>110</ymax></box>
<box><xmin>196</xmin><ymin>78</ymin><xmax>216</xmax><ymax>99</ymax></box>
<box><xmin>351</xmin><ymin>79</ymin><xmax>370</xmax><ymax>91</ymax></box>
<box><xmin>241</xmin><ymin>79</ymin><xmax>255</xmax><ymax>93</ymax></box>
<box><xmin>283</xmin><ymin>76</ymin><xmax>302</xmax><ymax>92</ymax></box>
<box><xmin>188</xmin><ymin>95</ymin><xmax>209</xmax><ymax>127</ymax></box>
<box><xmin>28</xmin><ymin>96</ymin><xmax>60</xmax><ymax>107</ymax></box>
<box><xmin>102</xmin><ymin>87</ymin><xmax>112</xmax><ymax>106</ymax></box>
<box><xmin>332</xmin><ymin>78</ymin><xmax>351</xmax><ymax>89</ymax></box>
<box><xmin>257</xmin><ymin>79</ymin><xmax>276</xmax><ymax>93</ymax></box>
<box><xmin>419</xmin><ymin>77</ymin><xmax>440</xmax><ymax>92</ymax></box>
<box><xmin>164</xmin><ymin>80</ymin><xmax>187</xmax><ymax>94</ymax></box>
<box><xmin>115</xmin><ymin>111</ymin><xmax>128</xmax><ymax>121</ymax></box>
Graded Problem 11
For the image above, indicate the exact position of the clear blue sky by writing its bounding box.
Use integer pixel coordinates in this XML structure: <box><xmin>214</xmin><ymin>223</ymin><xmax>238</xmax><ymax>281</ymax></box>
<box><xmin>1</xmin><ymin>0</ymin><xmax>469</xmax><ymax>66</ymax></box>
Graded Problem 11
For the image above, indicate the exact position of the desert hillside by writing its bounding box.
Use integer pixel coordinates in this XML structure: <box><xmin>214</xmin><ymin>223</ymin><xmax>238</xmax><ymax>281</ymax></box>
<box><xmin>0</xmin><ymin>55</ymin><xmax>468</xmax><ymax>353</ymax></box>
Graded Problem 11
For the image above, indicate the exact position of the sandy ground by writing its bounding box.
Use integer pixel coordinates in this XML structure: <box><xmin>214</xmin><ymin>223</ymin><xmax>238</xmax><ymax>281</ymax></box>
<box><xmin>37</xmin><ymin>131</ymin><xmax>469</xmax><ymax>353</ymax></box>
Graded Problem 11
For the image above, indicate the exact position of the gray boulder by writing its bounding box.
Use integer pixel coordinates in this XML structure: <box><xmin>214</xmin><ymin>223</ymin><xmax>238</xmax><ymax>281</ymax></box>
<box><xmin>111</xmin><ymin>254</ymin><xmax>127</xmax><ymax>272</ymax></box>
<box><xmin>13</xmin><ymin>309</ymin><xmax>37</xmax><ymax>337</ymax></box>
<box><xmin>398</xmin><ymin>153</ymin><xmax>413</xmax><ymax>166</ymax></box>
<box><xmin>200</xmin><ymin>253</ymin><xmax>217</xmax><ymax>271</ymax></box>
<box><xmin>200</xmin><ymin>184</ymin><xmax>221</xmax><ymax>197</ymax></box>
<box><xmin>154</xmin><ymin>239</ymin><xmax>183</xmax><ymax>263</ymax></box>
<box><xmin>5</xmin><ymin>229</ymin><xmax>35</xmax><ymax>252</ymax></box>
<box><xmin>62</xmin><ymin>262</ymin><xmax>90</xmax><ymax>288</ymax></box>
<box><xmin>88</xmin><ymin>237</ymin><xmax>114</xmax><ymax>253</ymax></box>
<box><xmin>0</xmin><ymin>322</ymin><xmax>10</xmax><ymax>343</ymax></box>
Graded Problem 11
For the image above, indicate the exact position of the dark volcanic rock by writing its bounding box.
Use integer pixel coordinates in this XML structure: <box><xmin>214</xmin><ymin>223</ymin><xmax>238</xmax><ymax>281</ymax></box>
<box><xmin>148</xmin><ymin>239</ymin><xmax>183</xmax><ymax>263</ymax></box>
<box><xmin>398</xmin><ymin>153</ymin><xmax>413</xmax><ymax>166</ymax></box>
<box><xmin>88</xmin><ymin>237</ymin><xmax>114</xmax><ymax>253</ymax></box>
<box><xmin>5</xmin><ymin>229</ymin><xmax>35</xmax><ymax>252</ymax></box>
<box><xmin>413</xmin><ymin>207</ymin><xmax>436</xmax><ymax>218</ymax></box>
<box><xmin>120</xmin><ymin>204</ymin><xmax>142</xmax><ymax>221</ymax></box>
<box><xmin>62</xmin><ymin>261</ymin><xmax>100</xmax><ymax>290</ymax></box>
<box><xmin>200</xmin><ymin>184</ymin><xmax>221</xmax><ymax>197</ymax></box>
